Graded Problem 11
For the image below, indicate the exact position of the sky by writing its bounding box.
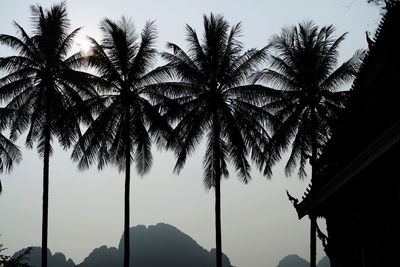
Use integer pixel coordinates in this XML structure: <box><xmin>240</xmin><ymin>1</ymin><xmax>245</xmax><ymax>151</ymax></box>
<box><xmin>0</xmin><ymin>1</ymin><xmax>380</xmax><ymax>267</ymax></box>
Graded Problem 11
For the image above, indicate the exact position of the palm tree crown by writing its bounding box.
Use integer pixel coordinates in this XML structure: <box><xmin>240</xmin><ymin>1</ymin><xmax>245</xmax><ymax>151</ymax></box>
<box><xmin>255</xmin><ymin>21</ymin><xmax>365</xmax><ymax>177</ymax></box>
<box><xmin>72</xmin><ymin>18</ymin><xmax>170</xmax><ymax>173</ymax></box>
<box><xmin>0</xmin><ymin>2</ymin><xmax>95</xmax><ymax>153</ymax></box>
<box><xmin>161</xmin><ymin>14</ymin><xmax>272</xmax><ymax>186</ymax></box>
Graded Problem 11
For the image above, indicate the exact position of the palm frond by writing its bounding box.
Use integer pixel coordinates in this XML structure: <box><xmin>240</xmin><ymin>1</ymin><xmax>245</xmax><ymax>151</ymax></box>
<box><xmin>263</xmin><ymin>20</ymin><xmax>359</xmax><ymax>178</ymax></box>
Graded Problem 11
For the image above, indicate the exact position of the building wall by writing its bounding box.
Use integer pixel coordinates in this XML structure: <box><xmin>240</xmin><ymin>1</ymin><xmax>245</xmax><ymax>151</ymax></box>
<box><xmin>324</xmin><ymin>143</ymin><xmax>400</xmax><ymax>267</ymax></box>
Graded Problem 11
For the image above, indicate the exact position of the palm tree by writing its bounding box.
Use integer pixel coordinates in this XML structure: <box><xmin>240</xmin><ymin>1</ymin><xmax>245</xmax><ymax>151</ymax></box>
<box><xmin>253</xmin><ymin>21</ymin><xmax>364</xmax><ymax>267</ymax></box>
<box><xmin>0</xmin><ymin>3</ymin><xmax>95</xmax><ymax>267</ymax></box>
<box><xmin>71</xmin><ymin>18</ymin><xmax>171</xmax><ymax>267</ymax></box>
<box><xmin>157</xmin><ymin>14</ymin><xmax>271</xmax><ymax>267</ymax></box>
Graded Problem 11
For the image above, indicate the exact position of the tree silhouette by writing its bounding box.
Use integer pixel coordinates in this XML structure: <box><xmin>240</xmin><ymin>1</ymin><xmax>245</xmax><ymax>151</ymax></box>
<box><xmin>158</xmin><ymin>14</ymin><xmax>271</xmax><ymax>267</ymax></box>
<box><xmin>254</xmin><ymin>21</ymin><xmax>364</xmax><ymax>267</ymax></box>
<box><xmin>71</xmin><ymin>18</ymin><xmax>171</xmax><ymax>267</ymax></box>
<box><xmin>0</xmin><ymin>2</ymin><xmax>95</xmax><ymax>267</ymax></box>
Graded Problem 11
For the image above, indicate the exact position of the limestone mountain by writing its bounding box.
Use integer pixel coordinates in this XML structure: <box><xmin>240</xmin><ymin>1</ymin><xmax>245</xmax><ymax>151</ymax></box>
<box><xmin>12</xmin><ymin>223</ymin><xmax>234</xmax><ymax>267</ymax></box>
<box><xmin>276</xmin><ymin>254</ymin><xmax>330</xmax><ymax>267</ymax></box>
<box><xmin>11</xmin><ymin>247</ymin><xmax>75</xmax><ymax>267</ymax></box>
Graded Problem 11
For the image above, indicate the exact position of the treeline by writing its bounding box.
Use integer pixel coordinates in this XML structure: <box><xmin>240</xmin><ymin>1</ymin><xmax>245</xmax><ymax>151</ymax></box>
<box><xmin>0</xmin><ymin>2</ymin><xmax>365</xmax><ymax>267</ymax></box>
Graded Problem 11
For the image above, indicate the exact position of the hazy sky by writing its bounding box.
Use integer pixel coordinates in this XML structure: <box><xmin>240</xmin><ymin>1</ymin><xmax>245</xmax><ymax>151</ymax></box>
<box><xmin>0</xmin><ymin>1</ymin><xmax>380</xmax><ymax>267</ymax></box>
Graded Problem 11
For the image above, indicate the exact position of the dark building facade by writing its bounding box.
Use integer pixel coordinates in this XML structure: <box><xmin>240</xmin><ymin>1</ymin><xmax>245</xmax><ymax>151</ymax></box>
<box><xmin>292</xmin><ymin>3</ymin><xmax>400</xmax><ymax>267</ymax></box>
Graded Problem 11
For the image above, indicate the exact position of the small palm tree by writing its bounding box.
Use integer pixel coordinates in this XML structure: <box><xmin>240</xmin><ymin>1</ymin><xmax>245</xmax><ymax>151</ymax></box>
<box><xmin>254</xmin><ymin>21</ymin><xmax>364</xmax><ymax>267</ymax></box>
<box><xmin>71</xmin><ymin>18</ymin><xmax>171</xmax><ymax>267</ymax></box>
<box><xmin>0</xmin><ymin>3</ymin><xmax>95</xmax><ymax>267</ymax></box>
<box><xmin>158</xmin><ymin>14</ymin><xmax>271</xmax><ymax>267</ymax></box>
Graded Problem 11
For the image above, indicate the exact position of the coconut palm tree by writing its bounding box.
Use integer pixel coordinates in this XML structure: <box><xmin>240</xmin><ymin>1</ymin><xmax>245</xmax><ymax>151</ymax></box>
<box><xmin>157</xmin><ymin>14</ymin><xmax>272</xmax><ymax>267</ymax></box>
<box><xmin>253</xmin><ymin>21</ymin><xmax>365</xmax><ymax>267</ymax></box>
<box><xmin>71</xmin><ymin>18</ymin><xmax>171</xmax><ymax>267</ymax></box>
<box><xmin>0</xmin><ymin>3</ymin><xmax>95</xmax><ymax>267</ymax></box>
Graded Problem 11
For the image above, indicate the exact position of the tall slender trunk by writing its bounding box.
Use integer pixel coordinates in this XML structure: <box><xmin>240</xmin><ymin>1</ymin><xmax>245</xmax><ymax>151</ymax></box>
<box><xmin>124</xmin><ymin>109</ymin><xmax>131</xmax><ymax>267</ymax></box>
<box><xmin>215</xmin><ymin>171</ymin><xmax>222</xmax><ymax>267</ymax></box>
<box><xmin>124</xmin><ymin>155</ymin><xmax>131</xmax><ymax>267</ymax></box>
<box><xmin>310</xmin><ymin>108</ymin><xmax>317</xmax><ymax>267</ymax></box>
<box><xmin>213</xmin><ymin>112</ymin><xmax>222</xmax><ymax>267</ymax></box>
<box><xmin>41</xmin><ymin>118</ymin><xmax>51</xmax><ymax>267</ymax></box>
<box><xmin>310</xmin><ymin>215</ymin><xmax>317</xmax><ymax>267</ymax></box>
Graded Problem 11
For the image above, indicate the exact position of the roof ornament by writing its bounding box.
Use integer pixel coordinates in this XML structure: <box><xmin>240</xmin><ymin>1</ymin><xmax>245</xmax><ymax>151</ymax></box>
<box><xmin>286</xmin><ymin>190</ymin><xmax>299</xmax><ymax>207</ymax></box>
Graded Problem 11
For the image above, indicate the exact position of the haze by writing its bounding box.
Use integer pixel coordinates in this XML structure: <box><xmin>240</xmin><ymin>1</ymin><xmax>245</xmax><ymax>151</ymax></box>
<box><xmin>0</xmin><ymin>1</ymin><xmax>379</xmax><ymax>266</ymax></box>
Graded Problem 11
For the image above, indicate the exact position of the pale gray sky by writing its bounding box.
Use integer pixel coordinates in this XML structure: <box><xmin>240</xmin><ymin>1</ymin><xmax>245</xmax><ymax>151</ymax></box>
<box><xmin>0</xmin><ymin>1</ymin><xmax>380</xmax><ymax>267</ymax></box>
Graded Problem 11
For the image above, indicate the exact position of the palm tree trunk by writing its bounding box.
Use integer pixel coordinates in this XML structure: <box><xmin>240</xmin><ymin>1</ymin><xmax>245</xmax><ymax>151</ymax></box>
<box><xmin>213</xmin><ymin>112</ymin><xmax>222</xmax><ymax>267</ymax></box>
<box><xmin>215</xmin><ymin>172</ymin><xmax>222</xmax><ymax>267</ymax></box>
<box><xmin>124</xmin><ymin>155</ymin><xmax>131</xmax><ymax>267</ymax></box>
<box><xmin>310</xmin><ymin>108</ymin><xmax>317</xmax><ymax>267</ymax></box>
<box><xmin>41</xmin><ymin>124</ymin><xmax>51</xmax><ymax>267</ymax></box>
<box><xmin>124</xmin><ymin>110</ymin><xmax>131</xmax><ymax>267</ymax></box>
<box><xmin>310</xmin><ymin>215</ymin><xmax>317</xmax><ymax>267</ymax></box>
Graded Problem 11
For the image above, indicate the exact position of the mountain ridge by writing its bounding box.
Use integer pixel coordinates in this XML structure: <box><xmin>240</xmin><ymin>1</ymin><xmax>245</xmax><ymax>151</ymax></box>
<box><xmin>12</xmin><ymin>223</ymin><xmax>234</xmax><ymax>267</ymax></box>
<box><xmin>12</xmin><ymin>223</ymin><xmax>330</xmax><ymax>267</ymax></box>
<box><xmin>277</xmin><ymin>254</ymin><xmax>330</xmax><ymax>267</ymax></box>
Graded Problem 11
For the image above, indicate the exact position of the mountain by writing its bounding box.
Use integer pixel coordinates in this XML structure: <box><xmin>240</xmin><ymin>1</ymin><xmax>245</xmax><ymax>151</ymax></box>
<box><xmin>276</xmin><ymin>254</ymin><xmax>309</xmax><ymax>267</ymax></box>
<box><xmin>77</xmin><ymin>245</ymin><xmax>119</xmax><ymax>267</ymax></box>
<box><xmin>12</xmin><ymin>223</ymin><xmax>234</xmax><ymax>267</ymax></box>
<box><xmin>80</xmin><ymin>223</ymin><xmax>233</xmax><ymax>267</ymax></box>
<box><xmin>276</xmin><ymin>254</ymin><xmax>330</xmax><ymax>267</ymax></box>
<box><xmin>12</xmin><ymin>247</ymin><xmax>75</xmax><ymax>267</ymax></box>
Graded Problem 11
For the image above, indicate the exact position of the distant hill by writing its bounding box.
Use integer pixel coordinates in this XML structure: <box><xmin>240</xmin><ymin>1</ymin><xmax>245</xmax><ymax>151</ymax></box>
<box><xmin>77</xmin><ymin>245</ymin><xmax>119</xmax><ymax>267</ymax></box>
<box><xmin>12</xmin><ymin>223</ymin><xmax>234</xmax><ymax>267</ymax></box>
<box><xmin>12</xmin><ymin>247</ymin><xmax>75</xmax><ymax>267</ymax></box>
<box><xmin>276</xmin><ymin>254</ymin><xmax>309</xmax><ymax>267</ymax></box>
<box><xmin>276</xmin><ymin>254</ymin><xmax>330</xmax><ymax>267</ymax></box>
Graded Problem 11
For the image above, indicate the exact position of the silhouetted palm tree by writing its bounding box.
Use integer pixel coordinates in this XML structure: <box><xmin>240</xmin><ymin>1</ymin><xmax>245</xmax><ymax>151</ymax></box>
<box><xmin>254</xmin><ymin>21</ymin><xmax>364</xmax><ymax>267</ymax></box>
<box><xmin>71</xmin><ymin>18</ymin><xmax>171</xmax><ymax>267</ymax></box>
<box><xmin>0</xmin><ymin>3</ymin><xmax>95</xmax><ymax>267</ymax></box>
<box><xmin>158</xmin><ymin>14</ymin><xmax>271</xmax><ymax>267</ymax></box>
